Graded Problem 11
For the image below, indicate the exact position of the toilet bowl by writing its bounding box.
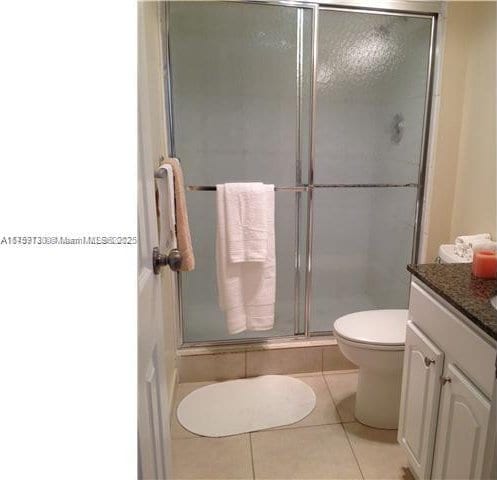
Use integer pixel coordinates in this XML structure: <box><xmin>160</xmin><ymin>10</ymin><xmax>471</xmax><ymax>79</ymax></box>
<box><xmin>334</xmin><ymin>309</ymin><xmax>408</xmax><ymax>429</ymax></box>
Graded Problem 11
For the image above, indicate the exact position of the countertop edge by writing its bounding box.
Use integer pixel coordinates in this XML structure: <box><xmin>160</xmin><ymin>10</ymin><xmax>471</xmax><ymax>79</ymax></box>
<box><xmin>408</xmin><ymin>264</ymin><xmax>497</xmax><ymax>342</ymax></box>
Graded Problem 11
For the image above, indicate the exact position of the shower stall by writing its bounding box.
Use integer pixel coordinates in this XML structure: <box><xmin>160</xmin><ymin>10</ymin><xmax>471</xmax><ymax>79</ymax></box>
<box><xmin>161</xmin><ymin>1</ymin><xmax>437</xmax><ymax>347</ymax></box>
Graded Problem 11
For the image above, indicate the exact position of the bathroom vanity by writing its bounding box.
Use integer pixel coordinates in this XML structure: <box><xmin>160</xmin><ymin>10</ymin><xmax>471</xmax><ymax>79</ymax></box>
<box><xmin>398</xmin><ymin>264</ymin><xmax>497</xmax><ymax>480</ymax></box>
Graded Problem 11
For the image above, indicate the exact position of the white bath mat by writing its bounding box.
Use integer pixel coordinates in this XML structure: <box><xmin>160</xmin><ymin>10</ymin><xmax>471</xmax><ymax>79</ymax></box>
<box><xmin>177</xmin><ymin>375</ymin><xmax>316</xmax><ymax>437</ymax></box>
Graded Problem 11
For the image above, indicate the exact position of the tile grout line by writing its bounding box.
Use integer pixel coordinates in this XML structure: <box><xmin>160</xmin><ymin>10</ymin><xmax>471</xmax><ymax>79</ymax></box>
<box><xmin>322</xmin><ymin>372</ymin><xmax>347</xmax><ymax>424</ymax></box>
<box><xmin>249</xmin><ymin>432</ymin><xmax>255</xmax><ymax>480</ymax></box>
<box><xmin>343</xmin><ymin>424</ymin><xmax>366</xmax><ymax>480</ymax></box>
<box><xmin>180</xmin><ymin>416</ymin><xmax>354</xmax><ymax>441</ymax></box>
<box><xmin>272</xmin><ymin>420</ymin><xmax>342</xmax><ymax>432</ymax></box>
<box><xmin>173</xmin><ymin>419</ymin><xmax>348</xmax><ymax>441</ymax></box>
<box><xmin>322</xmin><ymin>369</ymin><xmax>359</xmax><ymax>376</ymax></box>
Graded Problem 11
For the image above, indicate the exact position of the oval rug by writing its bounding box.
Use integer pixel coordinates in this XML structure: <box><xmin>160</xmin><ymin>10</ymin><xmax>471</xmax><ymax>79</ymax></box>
<box><xmin>176</xmin><ymin>375</ymin><xmax>316</xmax><ymax>437</ymax></box>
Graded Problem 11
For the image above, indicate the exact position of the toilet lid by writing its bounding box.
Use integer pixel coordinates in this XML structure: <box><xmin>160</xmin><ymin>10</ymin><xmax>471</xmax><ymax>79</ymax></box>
<box><xmin>333</xmin><ymin>309</ymin><xmax>408</xmax><ymax>346</ymax></box>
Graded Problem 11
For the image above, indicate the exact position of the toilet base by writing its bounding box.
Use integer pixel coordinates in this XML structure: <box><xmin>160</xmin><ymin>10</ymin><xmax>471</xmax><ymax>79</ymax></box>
<box><xmin>355</xmin><ymin>368</ymin><xmax>402</xmax><ymax>429</ymax></box>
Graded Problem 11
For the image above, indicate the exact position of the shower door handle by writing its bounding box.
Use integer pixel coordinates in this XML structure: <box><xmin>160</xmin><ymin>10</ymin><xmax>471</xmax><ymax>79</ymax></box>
<box><xmin>153</xmin><ymin>247</ymin><xmax>182</xmax><ymax>274</ymax></box>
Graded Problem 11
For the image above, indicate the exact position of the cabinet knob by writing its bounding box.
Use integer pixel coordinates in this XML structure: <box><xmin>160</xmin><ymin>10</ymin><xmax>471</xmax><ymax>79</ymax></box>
<box><xmin>424</xmin><ymin>357</ymin><xmax>435</xmax><ymax>367</ymax></box>
<box><xmin>441</xmin><ymin>376</ymin><xmax>452</xmax><ymax>385</ymax></box>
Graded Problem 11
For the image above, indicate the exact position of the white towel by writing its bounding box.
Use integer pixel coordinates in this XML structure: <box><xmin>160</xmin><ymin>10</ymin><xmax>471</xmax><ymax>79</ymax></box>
<box><xmin>224</xmin><ymin>183</ymin><xmax>269</xmax><ymax>263</ymax></box>
<box><xmin>455</xmin><ymin>233</ymin><xmax>491</xmax><ymax>246</ymax></box>
<box><xmin>454</xmin><ymin>243</ymin><xmax>472</xmax><ymax>259</ymax></box>
<box><xmin>472</xmin><ymin>239</ymin><xmax>497</xmax><ymax>253</ymax></box>
<box><xmin>454</xmin><ymin>233</ymin><xmax>492</xmax><ymax>259</ymax></box>
<box><xmin>216</xmin><ymin>183</ymin><xmax>276</xmax><ymax>334</ymax></box>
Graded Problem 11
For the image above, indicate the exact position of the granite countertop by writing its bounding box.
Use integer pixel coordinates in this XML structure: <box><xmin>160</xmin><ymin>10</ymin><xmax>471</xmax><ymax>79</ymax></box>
<box><xmin>408</xmin><ymin>263</ymin><xmax>497</xmax><ymax>341</ymax></box>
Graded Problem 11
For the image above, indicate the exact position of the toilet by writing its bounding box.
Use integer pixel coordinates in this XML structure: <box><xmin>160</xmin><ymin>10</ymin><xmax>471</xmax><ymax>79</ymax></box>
<box><xmin>334</xmin><ymin>309</ymin><xmax>408</xmax><ymax>429</ymax></box>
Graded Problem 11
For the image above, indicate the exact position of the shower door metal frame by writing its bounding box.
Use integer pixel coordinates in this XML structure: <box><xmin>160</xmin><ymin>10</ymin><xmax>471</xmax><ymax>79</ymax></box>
<box><xmin>160</xmin><ymin>0</ymin><xmax>440</xmax><ymax>349</ymax></box>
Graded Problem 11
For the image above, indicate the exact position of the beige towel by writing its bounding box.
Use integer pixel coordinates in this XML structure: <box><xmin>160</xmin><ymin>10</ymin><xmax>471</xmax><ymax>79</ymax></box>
<box><xmin>163</xmin><ymin>158</ymin><xmax>195</xmax><ymax>271</ymax></box>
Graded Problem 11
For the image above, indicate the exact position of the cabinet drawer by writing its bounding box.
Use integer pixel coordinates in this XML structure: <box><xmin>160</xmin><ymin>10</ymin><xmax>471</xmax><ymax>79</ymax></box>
<box><xmin>409</xmin><ymin>281</ymin><xmax>496</xmax><ymax>398</ymax></box>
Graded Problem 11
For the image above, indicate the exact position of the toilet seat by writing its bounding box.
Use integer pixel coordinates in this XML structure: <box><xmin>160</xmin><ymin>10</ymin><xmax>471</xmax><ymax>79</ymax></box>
<box><xmin>335</xmin><ymin>334</ymin><xmax>405</xmax><ymax>351</ymax></box>
<box><xmin>333</xmin><ymin>309</ymin><xmax>408</xmax><ymax>348</ymax></box>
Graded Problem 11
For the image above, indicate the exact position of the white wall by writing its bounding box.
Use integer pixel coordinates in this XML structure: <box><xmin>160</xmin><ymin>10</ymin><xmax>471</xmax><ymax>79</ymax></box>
<box><xmin>425</xmin><ymin>1</ymin><xmax>496</xmax><ymax>260</ymax></box>
<box><xmin>449</xmin><ymin>2</ymin><xmax>496</xmax><ymax>241</ymax></box>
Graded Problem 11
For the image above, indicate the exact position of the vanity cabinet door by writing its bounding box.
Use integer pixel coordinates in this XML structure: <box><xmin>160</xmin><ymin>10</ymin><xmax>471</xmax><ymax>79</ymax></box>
<box><xmin>431</xmin><ymin>363</ymin><xmax>491</xmax><ymax>480</ymax></box>
<box><xmin>398</xmin><ymin>322</ymin><xmax>444</xmax><ymax>479</ymax></box>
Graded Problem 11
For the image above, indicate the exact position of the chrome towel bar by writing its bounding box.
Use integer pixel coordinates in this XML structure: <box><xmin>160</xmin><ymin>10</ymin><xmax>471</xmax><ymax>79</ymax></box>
<box><xmin>313</xmin><ymin>183</ymin><xmax>418</xmax><ymax>188</ymax></box>
<box><xmin>187</xmin><ymin>183</ymin><xmax>417</xmax><ymax>192</ymax></box>
<box><xmin>187</xmin><ymin>185</ymin><xmax>308</xmax><ymax>192</ymax></box>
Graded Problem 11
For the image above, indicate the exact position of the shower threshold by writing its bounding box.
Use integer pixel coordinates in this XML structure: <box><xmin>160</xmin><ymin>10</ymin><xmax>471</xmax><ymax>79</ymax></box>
<box><xmin>178</xmin><ymin>334</ymin><xmax>338</xmax><ymax>356</ymax></box>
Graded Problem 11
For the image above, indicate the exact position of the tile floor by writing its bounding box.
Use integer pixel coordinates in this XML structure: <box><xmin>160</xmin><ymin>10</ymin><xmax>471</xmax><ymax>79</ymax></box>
<box><xmin>170</xmin><ymin>371</ymin><xmax>414</xmax><ymax>480</ymax></box>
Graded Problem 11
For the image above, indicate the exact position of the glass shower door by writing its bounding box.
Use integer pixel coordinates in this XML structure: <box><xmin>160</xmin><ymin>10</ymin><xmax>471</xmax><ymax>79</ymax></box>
<box><xmin>168</xmin><ymin>2</ymin><xmax>314</xmax><ymax>343</ymax></box>
<box><xmin>311</xmin><ymin>9</ymin><xmax>433</xmax><ymax>333</ymax></box>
